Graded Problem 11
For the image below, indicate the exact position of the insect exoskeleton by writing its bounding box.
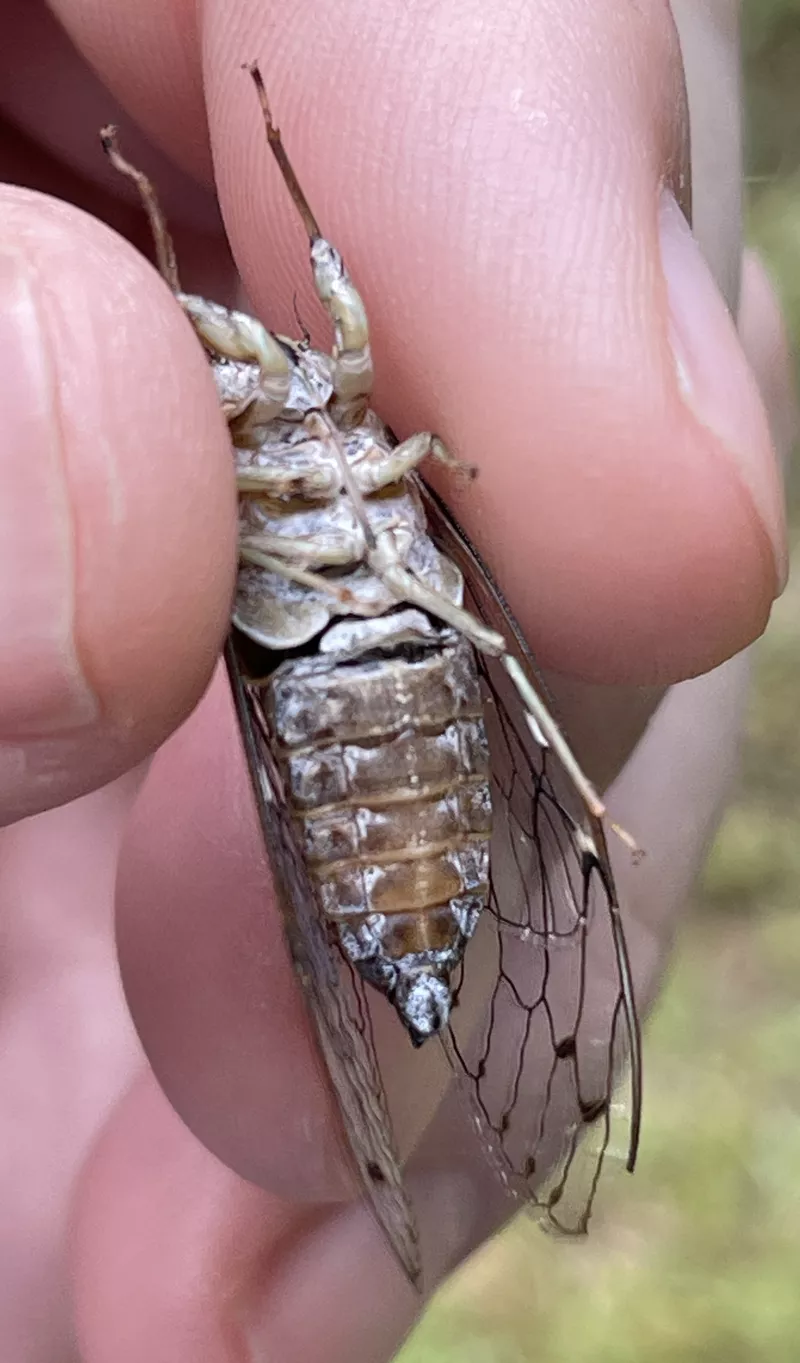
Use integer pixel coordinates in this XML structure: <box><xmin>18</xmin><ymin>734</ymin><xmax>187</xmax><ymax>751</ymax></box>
<box><xmin>257</xmin><ymin>607</ymin><xmax>491</xmax><ymax>1046</ymax></box>
<box><xmin>179</xmin><ymin>190</ymin><xmax>503</xmax><ymax>1048</ymax></box>
<box><xmin>99</xmin><ymin>62</ymin><xmax>642</xmax><ymax>1290</ymax></box>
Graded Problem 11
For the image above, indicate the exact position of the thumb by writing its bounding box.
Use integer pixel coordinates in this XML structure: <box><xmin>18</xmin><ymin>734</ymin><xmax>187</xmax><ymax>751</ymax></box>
<box><xmin>0</xmin><ymin>187</ymin><xmax>236</xmax><ymax>823</ymax></box>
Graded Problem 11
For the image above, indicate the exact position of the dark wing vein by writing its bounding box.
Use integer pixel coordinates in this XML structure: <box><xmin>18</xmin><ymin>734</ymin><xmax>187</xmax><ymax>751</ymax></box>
<box><xmin>415</xmin><ymin>476</ymin><xmax>641</xmax><ymax>1232</ymax></box>
<box><xmin>225</xmin><ymin>637</ymin><xmax>421</xmax><ymax>1286</ymax></box>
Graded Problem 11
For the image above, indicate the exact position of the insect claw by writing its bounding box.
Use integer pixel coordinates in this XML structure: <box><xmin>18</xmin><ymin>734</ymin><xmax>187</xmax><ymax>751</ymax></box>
<box><xmin>610</xmin><ymin>821</ymin><xmax>644</xmax><ymax>862</ymax></box>
<box><xmin>429</xmin><ymin>436</ymin><xmax>479</xmax><ymax>484</ymax></box>
<box><xmin>98</xmin><ymin>123</ymin><xmax>118</xmax><ymax>154</ymax></box>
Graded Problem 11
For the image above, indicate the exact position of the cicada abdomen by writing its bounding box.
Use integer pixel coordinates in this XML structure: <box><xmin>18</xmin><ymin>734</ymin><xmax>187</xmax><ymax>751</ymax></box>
<box><xmin>261</xmin><ymin>618</ymin><xmax>492</xmax><ymax>1045</ymax></box>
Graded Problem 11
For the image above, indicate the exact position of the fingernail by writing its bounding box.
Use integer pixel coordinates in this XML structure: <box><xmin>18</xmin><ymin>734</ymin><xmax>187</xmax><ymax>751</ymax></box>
<box><xmin>659</xmin><ymin>191</ymin><xmax>788</xmax><ymax>593</ymax></box>
<box><xmin>0</xmin><ymin>251</ymin><xmax>98</xmax><ymax>735</ymax></box>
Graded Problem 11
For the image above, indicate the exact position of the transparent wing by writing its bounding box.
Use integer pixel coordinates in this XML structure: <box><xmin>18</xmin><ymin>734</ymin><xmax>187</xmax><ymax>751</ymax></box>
<box><xmin>224</xmin><ymin>637</ymin><xmax>421</xmax><ymax>1286</ymax></box>
<box><xmin>415</xmin><ymin>477</ymin><xmax>641</xmax><ymax>1233</ymax></box>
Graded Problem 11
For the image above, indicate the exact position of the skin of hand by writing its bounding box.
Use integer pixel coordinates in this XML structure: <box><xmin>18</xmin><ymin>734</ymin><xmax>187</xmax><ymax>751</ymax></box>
<box><xmin>0</xmin><ymin>2</ymin><xmax>793</xmax><ymax>1361</ymax></box>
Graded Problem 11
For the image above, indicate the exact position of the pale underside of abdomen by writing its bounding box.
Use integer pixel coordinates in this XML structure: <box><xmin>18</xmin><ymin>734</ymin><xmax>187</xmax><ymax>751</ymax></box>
<box><xmin>265</xmin><ymin>632</ymin><xmax>492</xmax><ymax>1040</ymax></box>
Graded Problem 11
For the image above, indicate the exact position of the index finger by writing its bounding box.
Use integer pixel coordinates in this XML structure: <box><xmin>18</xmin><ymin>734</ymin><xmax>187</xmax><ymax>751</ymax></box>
<box><xmin>50</xmin><ymin>0</ymin><xmax>784</xmax><ymax>695</ymax></box>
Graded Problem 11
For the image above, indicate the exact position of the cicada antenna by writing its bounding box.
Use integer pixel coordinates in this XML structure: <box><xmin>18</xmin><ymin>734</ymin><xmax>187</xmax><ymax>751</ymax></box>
<box><xmin>244</xmin><ymin>62</ymin><xmax>322</xmax><ymax>244</ymax></box>
<box><xmin>99</xmin><ymin>125</ymin><xmax>181</xmax><ymax>294</ymax></box>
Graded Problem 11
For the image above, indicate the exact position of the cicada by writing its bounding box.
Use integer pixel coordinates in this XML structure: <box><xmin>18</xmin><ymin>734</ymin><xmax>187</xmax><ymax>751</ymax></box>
<box><xmin>100</xmin><ymin>65</ymin><xmax>641</xmax><ymax>1290</ymax></box>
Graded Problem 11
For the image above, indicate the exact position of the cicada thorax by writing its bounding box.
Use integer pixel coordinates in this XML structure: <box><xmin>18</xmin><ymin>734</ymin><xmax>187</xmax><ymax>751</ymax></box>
<box><xmin>217</xmin><ymin>341</ymin><xmax>492</xmax><ymax>1045</ymax></box>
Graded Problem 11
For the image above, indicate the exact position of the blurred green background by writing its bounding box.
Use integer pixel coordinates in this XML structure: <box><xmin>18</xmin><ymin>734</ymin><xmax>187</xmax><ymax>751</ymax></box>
<box><xmin>401</xmin><ymin>7</ymin><xmax>800</xmax><ymax>1361</ymax></box>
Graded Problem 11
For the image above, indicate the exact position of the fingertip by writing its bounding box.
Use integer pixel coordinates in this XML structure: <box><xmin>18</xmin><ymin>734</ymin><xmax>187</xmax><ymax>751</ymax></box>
<box><xmin>114</xmin><ymin>670</ymin><xmax>350</xmax><ymax>1202</ymax></box>
<box><xmin>202</xmin><ymin>0</ymin><xmax>780</xmax><ymax>686</ymax></box>
<box><xmin>72</xmin><ymin>1070</ymin><xmax>417</xmax><ymax>1363</ymax></box>
<box><xmin>0</xmin><ymin>186</ymin><xmax>236</xmax><ymax>818</ymax></box>
<box><xmin>115</xmin><ymin>669</ymin><xmax>444</xmax><ymax>1202</ymax></box>
<box><xmin>72</xmin><ymin>1069</ymin><xmax>279</xmax><ymax>1363</ymax></box>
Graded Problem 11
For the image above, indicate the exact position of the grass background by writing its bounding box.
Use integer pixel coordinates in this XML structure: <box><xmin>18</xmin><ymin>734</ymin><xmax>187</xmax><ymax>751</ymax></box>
<box><xmin>400</xmin><ymin>7</ymin><xmax>800</xmax><ymax>1360</ymax></box>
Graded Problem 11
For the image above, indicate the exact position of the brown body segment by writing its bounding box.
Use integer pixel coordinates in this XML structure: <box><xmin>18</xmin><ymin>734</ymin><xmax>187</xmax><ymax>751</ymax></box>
<box><xmin>256</xmin><ymin>634</ymin><xmax>491</xmax><ymax>985</ymax></box>
<box><xmin>200</xmin><ymin>303</ymin><xmax>498</xmax><ymax>1047</ymax></box>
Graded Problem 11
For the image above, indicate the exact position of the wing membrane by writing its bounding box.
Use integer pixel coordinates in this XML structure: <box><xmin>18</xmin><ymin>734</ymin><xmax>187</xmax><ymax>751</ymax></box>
<box><xmin>225</xmin><ymin>637</ymin><xmax>421</xmax><ymax>1285</ymax></box>
<box><xmin>416</xmin><ymin>477</ymin><xmax>641</xmax><ymax>1231</ymax></box>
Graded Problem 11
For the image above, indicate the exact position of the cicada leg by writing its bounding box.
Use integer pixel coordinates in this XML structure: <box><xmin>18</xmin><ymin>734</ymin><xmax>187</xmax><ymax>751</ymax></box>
<box><xmin>99</xmin><ymin>127</ymin><xmax>181</xmax><ymax>291</ymax></box>
<box><xmin>247</xmin><ymin>63</ymin><xmax>373</xmax><ymax>425</ymax></box>
<box><xmin>239</xmin><ymin>544</ymin><xmax>365</xmax><ymax>606</ymax></box>
<box><xmin>99</xmin><ymin>126</ymin><xmax>291</xmax><ymax>421</ymax></box>
<box><xmin>177</xmin><ymin>294</ymin><xmax>291</xmax><ymax>417</ymax></box>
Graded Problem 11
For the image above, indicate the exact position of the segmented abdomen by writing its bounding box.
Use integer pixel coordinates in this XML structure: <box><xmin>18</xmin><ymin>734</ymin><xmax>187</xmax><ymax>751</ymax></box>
<box><xmin>263</xmin><ymin>634</ymin><xmax>492</xmax><ymax>1002</ymax></box>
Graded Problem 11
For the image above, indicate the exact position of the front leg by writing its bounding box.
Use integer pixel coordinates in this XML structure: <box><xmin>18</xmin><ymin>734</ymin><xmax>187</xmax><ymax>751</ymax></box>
<box><xmin>247</xmin><ymin>64</ymin><xmax>373</xmax><ymax>427</ymax></box>
<box><xmin>100</xmin><ymin>126</ymin><xmax>293</xmax><ymax>427</ymax></box>
<box><xmin>178</xmin><ymin>295</ymin><xmax>291</xmax><ymax>424</ymax></box>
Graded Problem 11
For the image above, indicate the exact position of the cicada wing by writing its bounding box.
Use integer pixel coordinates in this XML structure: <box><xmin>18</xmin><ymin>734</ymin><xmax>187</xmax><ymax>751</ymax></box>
<box><xmin>415</xmin><ymin>476</ymin><xmax>641</xmax><ymax>1232</ymax></box>
<box><xmin>224</xmin><ymin>637</ymin><xmax>421</xmax><ymax>1287</ymax></box>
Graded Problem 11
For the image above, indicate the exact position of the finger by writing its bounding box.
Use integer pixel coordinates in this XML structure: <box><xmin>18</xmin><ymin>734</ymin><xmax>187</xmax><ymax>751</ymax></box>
<box><xmin>116</xmin><ymin>669</ymin><xmax>449</xmax><ymax>1203</ymax></box>
<box><xmin>0</xmin><ymin>782</ymin><xmax>143</xmax><ymax>1359</ymax></box>
<box><xmin>200</xmin><ymin>0</ymin><xmax>784</xmax><ymax>685</ymax></box>
<box><xmin>0</xmin><ymin>188</ymin><xmax>236</xmax><ymax>823</ymax></box>
<box><xmin>42</xmin><ymin>0</ymin><xmax>783</xmax><ymax>686</ymax></box>
<box><xmin>115</xmin><ymin>673</ymin><xmax>353</xmax><ymax>1203</ymax></box>
<box><xmin>72</xmin><ymin>1072</ymin><xmax>433</xmax><ymax>1363</ymax></box>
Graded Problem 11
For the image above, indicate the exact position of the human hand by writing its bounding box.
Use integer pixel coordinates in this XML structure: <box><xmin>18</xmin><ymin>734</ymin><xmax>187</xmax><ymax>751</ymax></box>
<box><xmin>0</xmin><ymin>2</ymin><xmax>791</xmax><ymax>1361</ymax></box>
